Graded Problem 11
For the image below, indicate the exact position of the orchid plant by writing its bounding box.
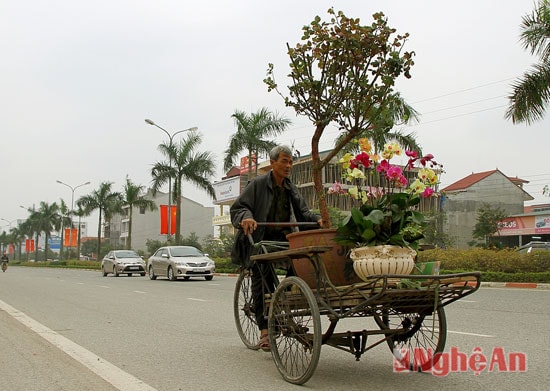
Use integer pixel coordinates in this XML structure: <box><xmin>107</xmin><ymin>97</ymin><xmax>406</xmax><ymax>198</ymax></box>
<box><xmin>331</xmin><ymin>138</ymin><xmax>443</xmax><ymax>250</ymax></box>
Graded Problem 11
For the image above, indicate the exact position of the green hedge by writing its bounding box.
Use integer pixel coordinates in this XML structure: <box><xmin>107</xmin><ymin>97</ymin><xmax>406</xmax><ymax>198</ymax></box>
<box><xmin>418</xmin><ymin>248</ymin><xmax>550</xmax><ymax>283</ymax></box>
<box><xmin>14</xmin><ymin>260</ymin><xmax>101</xmax><ymax>269</ymax></box>
<box><xmin>417</xmin><ymin>248</ymin><xmax>550</xmax><ymax>273</ymax></box>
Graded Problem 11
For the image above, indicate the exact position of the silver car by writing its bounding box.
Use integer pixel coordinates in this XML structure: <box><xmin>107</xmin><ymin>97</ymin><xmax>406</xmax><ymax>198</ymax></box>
<box><xmin>147</xmin><ymin>246</ymin><xmax>215</xmax><ymax>281</ymax></box>
<box><xmin>101</xmin><ymin>250</ymin><xmax>146</xmax><ymax>277</ymax></box>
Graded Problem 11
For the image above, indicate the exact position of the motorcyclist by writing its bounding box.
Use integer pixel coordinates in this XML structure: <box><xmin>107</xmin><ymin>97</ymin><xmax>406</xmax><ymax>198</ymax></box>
<box><xmin>1</xmin><ymin>253</ymin><xmax>8</xmax><ymax>271</ymax></box>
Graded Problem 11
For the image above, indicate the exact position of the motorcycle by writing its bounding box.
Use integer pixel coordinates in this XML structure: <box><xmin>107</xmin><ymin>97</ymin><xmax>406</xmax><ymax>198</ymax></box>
<box><xmin>1</xmin><ymin>260</ymin><xmax>7</xmax><ymax>272</ymax></box>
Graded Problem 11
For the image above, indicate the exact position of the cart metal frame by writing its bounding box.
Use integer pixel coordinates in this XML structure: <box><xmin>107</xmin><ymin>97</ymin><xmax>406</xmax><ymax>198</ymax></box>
<box><xmin>233</xmin><ymin>232</ymin><xmax>481</xmax><ymax>385</ymax></box>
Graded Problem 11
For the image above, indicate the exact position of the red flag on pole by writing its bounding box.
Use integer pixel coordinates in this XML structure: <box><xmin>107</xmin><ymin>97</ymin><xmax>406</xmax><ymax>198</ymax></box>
<box><xmin>64</xmin><ymin>228</ymin><xmax>71</xmax><ymax>246</ymax></box>
<box><xmin>71</xmin><ymin>228</ymin><xmax>78</xmax><ymax>247</ymax></box>
<box><xmin>160</xmin><ymin>205</ymin><xmax>168</xmax><ymax>234</ymax></box>
<box><xmin>170</xmin><ymin>205</ymin><xmax>176</xmax><ymax>235</ymax></box>
<box><xmin>160</xmin><ymin>205</ymin><xmax>177</xmax><ymax>235</ymax></box>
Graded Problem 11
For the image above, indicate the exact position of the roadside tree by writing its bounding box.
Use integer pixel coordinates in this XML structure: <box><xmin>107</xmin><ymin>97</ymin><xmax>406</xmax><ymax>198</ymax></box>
<box><xmin>151</xmin><ymin>131</ymin><xmax>216</xmax><ymax>245</ymax></box>
<box><xmin>223</xmin><ymin>108</ymin><xmax>291</xmax><ymax>179</ymax></box>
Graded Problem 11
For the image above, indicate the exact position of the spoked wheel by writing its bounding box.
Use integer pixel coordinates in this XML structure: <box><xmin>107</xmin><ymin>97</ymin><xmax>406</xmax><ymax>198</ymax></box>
<box><xmin>268</xmin><ymin>276</ymin><xmax>321</xmax><ymax>385</ymax></box>
<box><xmin>233</xmin><ymin>268</ymin><xmax>260</xmax><ymax>349</ymax></box>
<box><xmin>374</xmin><ymin>306</ymin><xmax>447</xmax><ymax>371</ymax></box>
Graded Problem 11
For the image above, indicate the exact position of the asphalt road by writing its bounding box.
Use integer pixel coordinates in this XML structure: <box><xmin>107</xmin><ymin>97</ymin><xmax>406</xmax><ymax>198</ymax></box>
<box><xmin>1</xmin><ymin>267</ymin><xmax>549</xmax><ymax>390</ymax></box>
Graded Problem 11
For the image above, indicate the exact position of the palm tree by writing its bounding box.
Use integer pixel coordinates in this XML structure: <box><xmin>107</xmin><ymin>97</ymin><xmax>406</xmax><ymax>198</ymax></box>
<box><xmin>9</xmin><ymin>225</ymin><xmax>25</xmax><ymax>261</ymax></box>
<box><xmin>506</xmin><ymin>0</ymin><xmax>550</xmax><ymax>124</ymax></box>
<box><xmin>19</xmin><ymin>207</ymin><xmax>39</xmax><ymax>261</ymax></box>
<box><xmin>77</xmin><ymin>182</ymin><xmax>122</xmax><ymax>260</ymax></box>
<box><xmin>20</xmin><ymin>202</ymin><xmax>60</xmax><ymax>261</ymax></box>
<box><xmin>151</xmin><ymin>132</ymin><xmax>216</xmax><ymax>244</ymax></box>
<box><xmin>58</xmin><ymin>199</ymin><xmax>72</xmax><ymax>260</ymax></box>
<box><xmin>122</xmin><ymin>176</ymin><xmax>157</xmax><ymax>249</ymax></box>
<box><xmin>223</xmin><ymin>108</ymin><xmax>291</xmax><ymax>179</ymax></box>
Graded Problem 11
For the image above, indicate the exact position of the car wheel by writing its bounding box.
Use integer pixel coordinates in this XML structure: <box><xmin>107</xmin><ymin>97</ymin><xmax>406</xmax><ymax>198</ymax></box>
<box><xmin>148</xmin><ymin>266</ymin><xmax>157</xmax><ymax>280</ymax></box>
<box><xmin>140</xmin><ymin>272</ymin><xmax>146</xmax><ymax>277</ymax></box>
<box><xmin>168</xmin><ymin>266</ymin><xmax>177</xmax><ymax>281</ymax></box>
<box><xmin>113</xmin><ymin>266</ymin><xmax>119</xmax><ymax>277</ymax></box>
<box><xmin>102</xmin><ymin>266</ymin><xmax>107</xmax><ymax>277</ymax></box>
<box><xmin>128</xmin><ymin>273</ymin><xmax>132</xmax><ymax>277</ymax></box>
<box><xmin>205</xmin><ymin>276</ymin><xmax>213</xmax><ymax>281</ymax></box>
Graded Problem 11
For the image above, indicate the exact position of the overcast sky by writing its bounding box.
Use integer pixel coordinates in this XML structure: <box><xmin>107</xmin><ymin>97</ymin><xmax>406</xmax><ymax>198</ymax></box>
<box><xmin>1</xmin><ymin>0</ymin><xmax>548</xmax><ymax>235</ymax></box>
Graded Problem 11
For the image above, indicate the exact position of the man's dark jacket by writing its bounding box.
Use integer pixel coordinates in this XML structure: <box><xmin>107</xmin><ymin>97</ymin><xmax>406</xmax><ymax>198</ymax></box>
<box><xmin>230</xmin><ymin>171</ymin><xmax>319</xmax><ymax>265</ymax></box>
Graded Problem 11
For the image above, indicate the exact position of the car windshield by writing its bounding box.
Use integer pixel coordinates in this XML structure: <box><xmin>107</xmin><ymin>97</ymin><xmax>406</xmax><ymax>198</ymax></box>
<box><xmin>170</xmin><ymin>247</ymin><xmax>203</xmax><ymax>257</ymax></box>
<box><xmin>115</xmin><ymin>251</ymin><xmax>140</xmax><ymax>258</ymax></box>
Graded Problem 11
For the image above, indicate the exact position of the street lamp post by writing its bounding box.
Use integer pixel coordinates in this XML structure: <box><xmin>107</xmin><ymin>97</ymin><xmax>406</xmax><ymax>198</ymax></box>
<box><xmin>56</xmin><ymin>180</ymin><xmax>90</xmax><ymax>259</ymax></box>
<box><xmin>145</xmin><ymin>118</ymin><xmax>197</xmax><ymax>243</ymax></box>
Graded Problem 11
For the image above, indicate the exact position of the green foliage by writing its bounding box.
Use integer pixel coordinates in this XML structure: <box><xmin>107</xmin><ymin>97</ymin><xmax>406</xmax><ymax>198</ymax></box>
<box><xmin>18</xmin><ymin>259</ymin><xmax>101</xmax><ymax>269</ymax></box>
<box><xmin>264</xmin><ymin>7</ymin><xmax>416</xmax><ymax>226</ymax></box>
<box><xmin>422</xmin><ymin>210</ymin><xmax>454</xmax><ymax>248</ymax></box>
<box><xmin>506</xmin><ymin>0</ymin><xmax>550</xmax><ymax>124</ymax></box>
<box><xmin>146</xmin><ymin>239</ymin><xmax>168</xmax><ymax>255</ymax></box>
<box><xmin>201</xmin><ymin>234</ymin><xmax>234</xmax><ymax>257</ymax></box>
<box><xmin>471</xmin><ymin>203</ymin><xmax>508</xmax><ymax>247</ymax></box>
<box><xmin>334</xmin><ymin>192</ymin><xmax>428</xmax><ymax>250</ymax></box>
<box><xmin>417</xmin><ymin>248</ymin><xmax>550</xmax><ymax>273</ymax></box>
<box><xmin>224</xmin><ymin>108</ymin><xmax>291</xmax><ymax>179</ymax></box>
<box><xmin>179</xmin><ymin>232</ymin><xmax>202</xmax><ymax>250</ymax></box>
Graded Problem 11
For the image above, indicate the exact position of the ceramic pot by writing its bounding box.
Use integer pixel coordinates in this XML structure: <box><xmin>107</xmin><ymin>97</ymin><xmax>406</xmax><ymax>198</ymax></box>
<box><xmin>350</xmin><ymin>245</ymin><xmax>416</xmax><ymax>281</ymax></box>
<box><xmin>286</xmin><ymin>228</ymin><xmax>362</xmax><ymax>288</ymax></box>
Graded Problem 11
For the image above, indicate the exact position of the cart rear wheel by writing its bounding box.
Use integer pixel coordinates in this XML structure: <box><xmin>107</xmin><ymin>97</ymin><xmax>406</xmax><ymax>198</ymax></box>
<box><xmin>233</xmin><ymin>268</ymin><xmax>260</xmax><ymax>349</ymax></box>
<box><xmin>268</xmin><ymin>276</ymin><xmax>321</xmax><ymax>385</ymax></box>
<box><xmin>374</xmin><ymin>307</ymin><xmax>447</xmax><ymax>371</ymax></box>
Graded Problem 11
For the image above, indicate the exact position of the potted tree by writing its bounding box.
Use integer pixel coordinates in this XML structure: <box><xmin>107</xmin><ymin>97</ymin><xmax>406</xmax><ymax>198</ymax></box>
<box><xmin>264</xmin><ymin>8</ymin><xmax>418</xmax><ymax>286</ymax></box>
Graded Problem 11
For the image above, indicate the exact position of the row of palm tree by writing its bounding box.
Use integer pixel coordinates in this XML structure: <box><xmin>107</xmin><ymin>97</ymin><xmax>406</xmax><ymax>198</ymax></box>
<box><xmin>2</xmin><ymin>178</ymin><xmax>157</xmax><ymax>261</ymax></box>
<box><xmin>1</xmin><ymin>131</ymin><xmax>218</xmax><ymax>260</ymax></box>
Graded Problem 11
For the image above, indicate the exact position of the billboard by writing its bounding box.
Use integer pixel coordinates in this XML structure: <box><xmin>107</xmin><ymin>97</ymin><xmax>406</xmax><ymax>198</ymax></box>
<box><xmin>213</xmin><ymin>176</ymin><xmax>241</xmax><ymax>203</ymax></box>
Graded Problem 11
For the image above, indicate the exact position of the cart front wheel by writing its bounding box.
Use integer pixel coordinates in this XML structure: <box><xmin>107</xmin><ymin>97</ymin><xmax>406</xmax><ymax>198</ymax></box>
<box><xmin>269</xmin><ymin>276</ymin><xmax>321</xmax><ymax>385</ymax></box>
<box><xmin>375</xmin><ymin>307</ymin><xmax>447</xmax><ymax>372</ymax></box>
<box><xmin>233</xmin><ymin>268</ymin><xmax>260</xmax><ymax>349</ymax></box>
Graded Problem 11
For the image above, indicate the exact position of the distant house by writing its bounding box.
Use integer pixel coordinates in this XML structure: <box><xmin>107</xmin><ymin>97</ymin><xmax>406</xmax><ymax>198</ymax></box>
<box><xmin>441</xmin><ymin>169</ymin><xmax>533</xmax><ymax>248</ymax></box>
<box><xmin>107</xmin><ymin>189</ymin><xmax>215</xmax><ymax>253</ymax></box>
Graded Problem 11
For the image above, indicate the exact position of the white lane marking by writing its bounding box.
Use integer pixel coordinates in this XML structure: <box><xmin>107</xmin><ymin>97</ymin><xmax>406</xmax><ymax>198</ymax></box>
<box><xmin>448</xmin><ymin>330</ymin><xmax>495</xmax><ymax>338</ymax></box>
<box><xmin>134</xmin><ymin>291</ymin><xmax>146</xmax><ymax>294</ymax></box>
<box><xmin>187</xmin><ymin>298</ymin><xmax>207</xmax><ymax>302</ymax></box>
<box><xmin>0</xmin><ymin>299</ymin><xmax>158</xmax><ymax>391</ymax></box>
<box><xmin>458</xmin><ymin>300</ymin><xmax>477</xmax><ymax>303</ymax></box>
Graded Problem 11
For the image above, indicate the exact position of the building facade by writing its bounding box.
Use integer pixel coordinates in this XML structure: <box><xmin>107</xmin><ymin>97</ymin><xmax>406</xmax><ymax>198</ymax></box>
<box><xmin>108</xmin><ymin>188</ymin><xmax>215</xmax><ymax>253</ymax></box>
<box><xmin>441</xmin><ymin>170</ymin><xmax>533</xmax><ymax>248</ymax></box>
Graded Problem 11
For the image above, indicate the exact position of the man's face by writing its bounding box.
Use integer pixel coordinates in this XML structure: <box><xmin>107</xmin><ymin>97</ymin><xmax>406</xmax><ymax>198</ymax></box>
<box><xmin>271</xmin><ymin>152</ymin><xmax>293</xmax><ymax>180</ymax></box>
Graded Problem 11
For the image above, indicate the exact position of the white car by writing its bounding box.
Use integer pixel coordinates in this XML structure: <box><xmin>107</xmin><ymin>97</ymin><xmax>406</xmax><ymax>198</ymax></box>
<box><xmin>101</xmin><ymin>250</ymin><xmax>146</xmax><ymax>277</ymax></box>
<box><xmin>147</xmin><ymin>246</ymin><xmax>215</xmax><ymax>281</ymax></box>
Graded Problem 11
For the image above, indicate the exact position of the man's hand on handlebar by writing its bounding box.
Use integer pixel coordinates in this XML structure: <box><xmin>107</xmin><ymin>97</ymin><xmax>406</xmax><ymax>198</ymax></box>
<box><xmin>240</xmin><ymin>218</ymin><xmax>258</xmax><ymax>235</ymax></box>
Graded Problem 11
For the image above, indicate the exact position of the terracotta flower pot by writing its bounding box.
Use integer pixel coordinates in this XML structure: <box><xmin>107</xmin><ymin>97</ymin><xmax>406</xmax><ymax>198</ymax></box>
<box><xmin>286</xmin><ymin>228</ymin><xmax>362</xmax><ymax>288</ymax></box>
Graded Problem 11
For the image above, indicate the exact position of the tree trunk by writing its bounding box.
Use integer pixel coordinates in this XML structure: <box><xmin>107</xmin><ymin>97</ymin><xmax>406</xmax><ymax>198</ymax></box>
<box><xmin>127</xmin><ymin>207</ymin><xmax>133</xmax><ymax>250</ymax></box>
<box><xmin>311</xmin><ymin>124</ymin><xmax>331</xmax><ymax>226</ymax></box>
<box><xmin>175</xmin><ymin>176</ymin><xmax>182</xmax><ymax>245</ymax></box>
<box><xmin>96</xmin><ymin>209</ymin><xmax>102</xmax><ymax>261</ymax></box>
